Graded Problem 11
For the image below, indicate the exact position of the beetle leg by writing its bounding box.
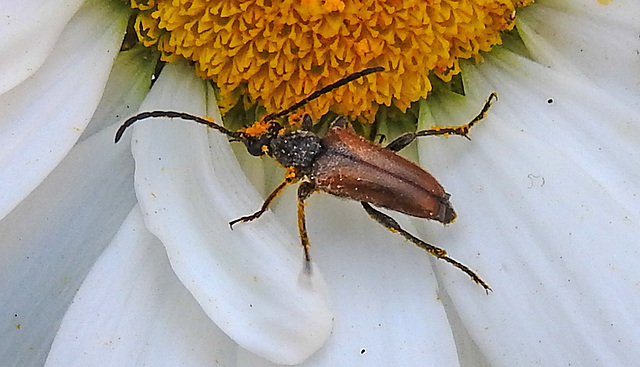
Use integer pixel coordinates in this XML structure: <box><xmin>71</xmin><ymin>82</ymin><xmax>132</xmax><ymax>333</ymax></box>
<box><xmin>229</xmin><ymin>170</ymin><xmax>299</xmax><ymax>229</ymax></box>
<box><xmin>361</xmin><ymin>202</ymin><xmax>492</xmax><ymax>293</ymax></box>
<box><xmin>384</xmin><ymin>133</ymin><xmax>415</xmax><ymax>152</ymax></box>
<box><xmin>297</xmin><ymin>181</ymin><xmax>316</xmax><ymax>271</ymax></box>
<box><xmin>301</xmin><ymin>114</ymin><xmax>313</xmax><ymax>131</ymax></box>
<box><xmin>384</xmin><ymin>93</ymin><xmax>497</xmax><ymax>152</ymax></box>
<box><xmin>329</xmin><ymin>115</ymin><xmax>349</xmax><ymax>128</ymax></box>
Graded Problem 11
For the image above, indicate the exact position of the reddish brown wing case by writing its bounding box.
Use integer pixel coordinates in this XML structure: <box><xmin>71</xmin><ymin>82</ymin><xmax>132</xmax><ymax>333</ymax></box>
<box><xmin>311</xmin><ymin>126</ymin><xmax>456</xmax><ymax>223</ymax></box>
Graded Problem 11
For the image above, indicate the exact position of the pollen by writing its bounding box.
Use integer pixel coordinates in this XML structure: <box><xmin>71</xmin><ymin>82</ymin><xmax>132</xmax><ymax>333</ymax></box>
<box><xmin>131</xmin><ymin>0</ymin><xmax>532</xmax><ymax>121</ymax></box>
<box><xmin>239</xmin><ymin>120</ymin><xmax>272</xmax><ymax>137</ymax></box>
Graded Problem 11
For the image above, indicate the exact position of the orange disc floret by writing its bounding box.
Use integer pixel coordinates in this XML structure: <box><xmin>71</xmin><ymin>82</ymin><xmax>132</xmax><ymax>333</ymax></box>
<box><xmin>132</xmin><ymin>0</ymin><xmax>533</xmax><ymax>122</ymax></box>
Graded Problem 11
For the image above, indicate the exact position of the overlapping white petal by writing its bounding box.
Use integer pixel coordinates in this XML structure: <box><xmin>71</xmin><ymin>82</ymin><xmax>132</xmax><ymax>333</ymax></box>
<box><xmin>0</xmin><ymin>123</ymin><xmax>137</xmax><ymax>367</ymax></box>
<box><xmin>415</xmin><ymin>47</ymin><xmax>640</xmax><ymax>365</ymax></box>
<box><xmin>0</xmin><ymin>21</ymin><xmax>156</xmax><ymax>367</ymax></box>
<box><xmin>0</xmin><ymin>0</ymin><xmax>129</xmax><ymax>219</ymax></box>
<box><xmin>80</xmin><ymin>45</ymin><xmax>157</xmax><ymax>140</ymax></box>
<box><xmin>517</xmin><ymin>0</ymin><xmax>640</xmax><ymax>108</ymax></box>
<box><xmin>3</xmin><ymin>0</ymin><xmax>638</xmax><ymax>365</ymax></box>
<box><xmin>46</xmin><ymin>206</ymin><xmax>239</xmax><ymax>366</ymax></box>
<box><xmin>126</xmin><ymin>61</ymin><xmax>332</xmax><ymax>364</ymax></box>
<box><xmin>0</xmin><ymin>0</ymin><xmax>84</xmax><ymax>94</ymax></box>
<box><xmin>260</xmin><ymin>191</ymin><xmax>462</xmax><ymax>366</ymax></box>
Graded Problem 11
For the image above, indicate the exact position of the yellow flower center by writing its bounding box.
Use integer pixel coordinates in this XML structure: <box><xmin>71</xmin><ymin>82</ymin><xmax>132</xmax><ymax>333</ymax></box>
<box><xmin>131</xmin><ymin>0</ymin><xmax>532</xmax><ymax>121</ymax></box>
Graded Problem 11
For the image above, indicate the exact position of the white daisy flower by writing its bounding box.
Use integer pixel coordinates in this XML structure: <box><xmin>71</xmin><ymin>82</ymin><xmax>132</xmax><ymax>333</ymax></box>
<box><xmin>1</xmin><ymin>0</ymin><xmax>639</xmax><ymax>366</ymax></box>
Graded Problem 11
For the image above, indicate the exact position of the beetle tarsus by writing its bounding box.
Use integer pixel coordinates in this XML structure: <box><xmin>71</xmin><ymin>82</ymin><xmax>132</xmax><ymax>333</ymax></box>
<box><xmin>303</xmin><ymin>258</ymin><xmax>313</xmax><ymax>276</ymax></box>
<box><xmin>440</xmin><ymin>256</ymin><xmax>493</xmax><ymax>294</ymax></box>
<box><xmin>385</xmin><ymin>92</ymin><xmax>497</xmax><ymax>151</ymax></box>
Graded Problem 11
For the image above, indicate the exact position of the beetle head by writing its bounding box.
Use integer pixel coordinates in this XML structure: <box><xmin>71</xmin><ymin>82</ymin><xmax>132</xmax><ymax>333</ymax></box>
<box><xmin>239</xmin><ymin>116</ymin><xmax>324</xmax><ymax>174</ymax></box>
<box><xmin>243</xmin><ymin>134</ymin><xmax>273</xmax><ymax>156</ymax></box>
<box><xmin>238</xmin><ymin>121</ymin><xmax>283</xmax><ymax>157</ymax></box>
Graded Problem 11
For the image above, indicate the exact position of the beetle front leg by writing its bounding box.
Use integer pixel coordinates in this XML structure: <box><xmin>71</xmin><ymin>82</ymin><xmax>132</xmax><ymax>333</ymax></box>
<box><xmin>385</xmin><ymin>92</ymin><xmax>497</xmax><ymax>152</ymax></box>
<box><xmin>360</xmin><ymin>202</ymin><xmax>492</xmax><ymax>293</ymax></box>
<box><xmin>229</xmin><ymin>169</ymin><xmax>299</xmax><ymax>229</ymax></box>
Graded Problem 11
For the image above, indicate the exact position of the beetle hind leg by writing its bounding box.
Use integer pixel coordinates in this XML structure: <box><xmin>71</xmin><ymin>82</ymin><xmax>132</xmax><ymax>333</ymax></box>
<box><xmin>385</xmin><ymin>93</ymin><xmax>497</xmax><ymax>152</ymax></box>
<box><xmin>361</xmin><ymin>202</ymin><xmax>492</xmax><ymax>293</ymax></box>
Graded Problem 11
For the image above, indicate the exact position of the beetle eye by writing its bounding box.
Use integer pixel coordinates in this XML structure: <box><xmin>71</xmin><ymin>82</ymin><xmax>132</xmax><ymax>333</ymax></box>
<box><xmin>245</xmin><ymin>136</ymin><xmax>270</xmax><ymax>156</ymax></box>
<box><xmin>246</xmin><ymin>141</ymin><xmax>264</xmax><ymax>156</ymax></box>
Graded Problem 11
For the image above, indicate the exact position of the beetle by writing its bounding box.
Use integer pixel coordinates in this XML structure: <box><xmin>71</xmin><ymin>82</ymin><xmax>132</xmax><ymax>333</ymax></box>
<box><xmin>115</xmin><ymin>66</ymin><xmax>496</xmax><ymax>292</ymax></box>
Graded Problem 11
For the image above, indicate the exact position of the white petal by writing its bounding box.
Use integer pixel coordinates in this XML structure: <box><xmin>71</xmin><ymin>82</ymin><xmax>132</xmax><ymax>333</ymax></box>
<box><xmin>416</xmin><ymin>48</ymin><xmax>640</xmax><ymax>365</ymax></box>
<box><xmin>0</xmin><ymin>0</ymin><xmax>84</xmax><ymax>94</ymax></box>
<box><xmin>0</xmin><ymin>126</ymin><xmax>136</xmax><ymax>366</ymax></box>
<box><xmin>245</xmin><ymin>190</ymin><xmax>462</xmax><ymax>366</ymax></box>
<box><xmin>0</xmin><ymin>0</ymin><xmax>129</xmax><ymax>219</ymax></box>
<box><xmin>128</xmin><ymin>61</ymin><xmax>332</xmax><ymax>364</ymax></box>
<box><xmin>46</xmin><ymin>206</ymin><xmax>238</xmax><ymax>367</ymax></box>
<box><xmin>0</xmin><ymin>43</ymin><xmax>154</xmax><ymax>366</ymax></box>
<box><xmin>517</xmin><ymin>1</ymin><xmax>640</xmax><ymax>108</ymax></box>
<box><xmin>81</xmin><ymin>45</ymin><xmax>158</xmax><ymax>140</ymax></box>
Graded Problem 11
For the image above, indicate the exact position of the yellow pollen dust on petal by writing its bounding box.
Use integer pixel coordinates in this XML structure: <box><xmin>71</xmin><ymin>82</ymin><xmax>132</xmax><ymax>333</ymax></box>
<box><xmin>132</xmin><ymin>0</ymin><xmax>533</xmax><ymax>122</ymax></box>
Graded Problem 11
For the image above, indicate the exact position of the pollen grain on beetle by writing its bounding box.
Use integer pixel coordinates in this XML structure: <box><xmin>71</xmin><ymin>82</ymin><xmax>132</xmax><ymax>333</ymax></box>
<box><xmin>130</xmin><ymin>0</ymin><xmax>532</xmax><ymax>120</ymax></box>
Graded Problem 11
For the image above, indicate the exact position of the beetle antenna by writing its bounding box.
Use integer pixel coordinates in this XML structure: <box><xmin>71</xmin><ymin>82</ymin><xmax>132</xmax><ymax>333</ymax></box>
<box><xmin>114</xmin><ymin>110</ymin><xmax>242</xmax><ymax>143</ymax></box>
<box><xmin>261</xmin><ymin>66</ymin><xmax>385</xmax><ymax>122</ymax></box>
<box><xmin>114</xmin><ymin>66</ymin><xmax>384</xmax><ymax>143</ymax></box>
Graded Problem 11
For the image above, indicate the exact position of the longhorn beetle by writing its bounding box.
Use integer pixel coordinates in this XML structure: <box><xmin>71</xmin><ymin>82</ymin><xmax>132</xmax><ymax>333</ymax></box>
<box><xmin>115</xmin><ymin>66</ymin><xmax>497</xmax><ymax>293</ymax></box>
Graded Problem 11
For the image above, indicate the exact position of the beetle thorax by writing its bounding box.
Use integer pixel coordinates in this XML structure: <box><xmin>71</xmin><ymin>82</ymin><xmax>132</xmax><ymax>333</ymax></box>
<box><xmin>270</xmin><ymin>131</ymin><xmax>324</xmax><ymax>173</ymax></box>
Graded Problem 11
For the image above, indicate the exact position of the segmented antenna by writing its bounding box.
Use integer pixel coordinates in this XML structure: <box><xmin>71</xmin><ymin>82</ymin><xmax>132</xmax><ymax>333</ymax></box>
<box><xmin>114</xmin><ymin>110</ymin><xmax>240</xmax><ymax>143</ymax></box>
<box><xmin>261</xmin><ymin>66</ymin><xmax>384</xmax><ymax>122</ymax></box>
